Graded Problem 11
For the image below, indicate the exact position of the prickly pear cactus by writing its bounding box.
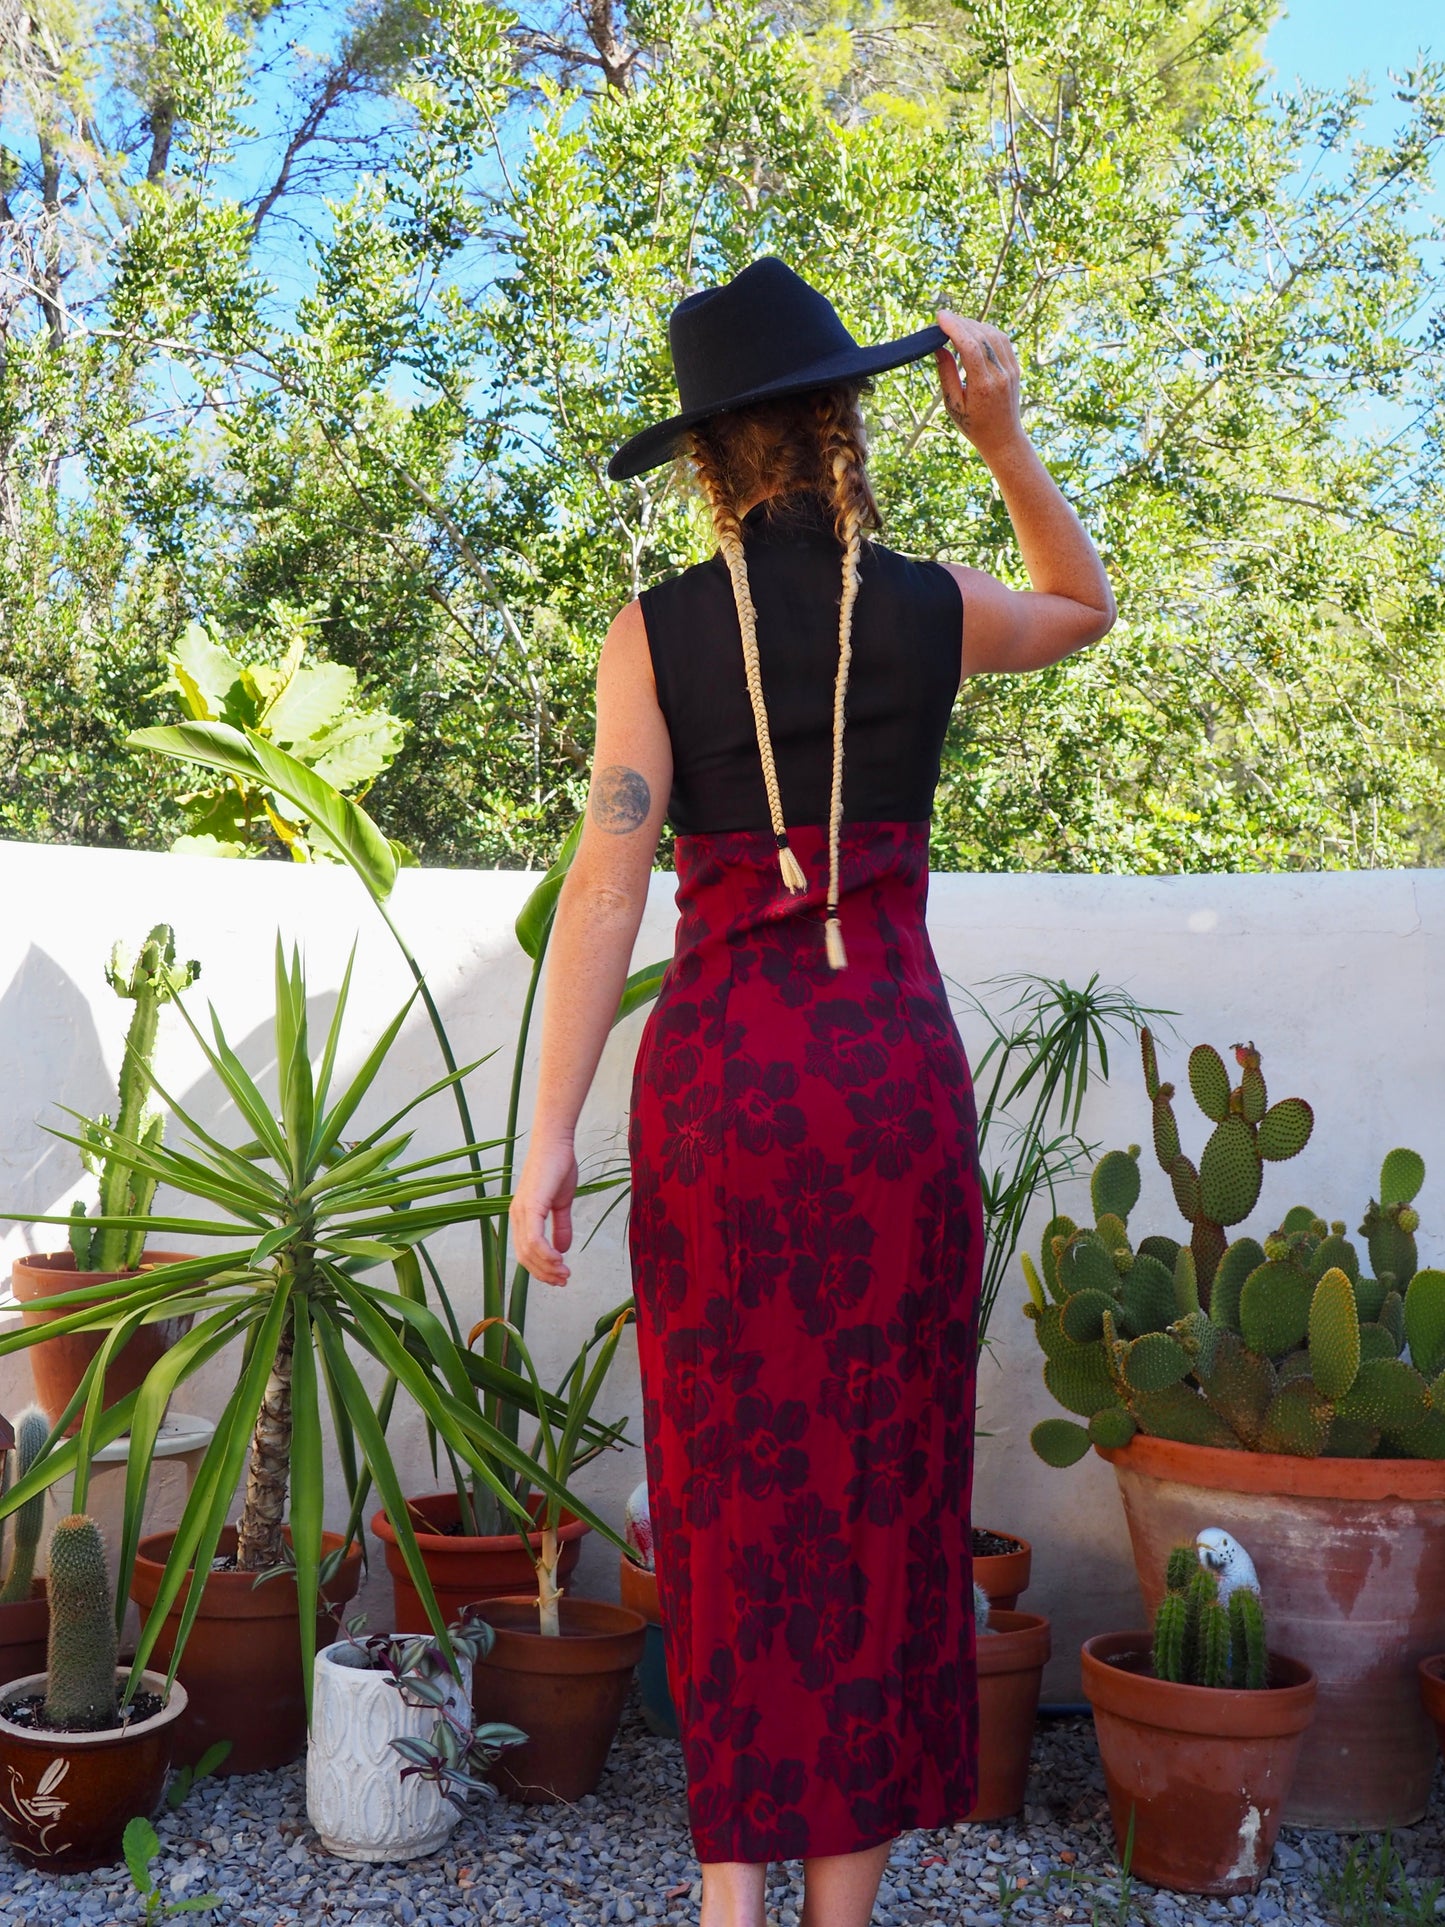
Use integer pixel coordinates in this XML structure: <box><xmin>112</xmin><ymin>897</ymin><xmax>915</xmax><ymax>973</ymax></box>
<box><xmin>1025</xmin><ymin>1076</ymin><xmax>1437</xmax><ymax>1463</ymax></box>
<box><xmin>69</xmin><ymin>924</ymin><xmax>201</xmax><ymax>1272</ymax></box>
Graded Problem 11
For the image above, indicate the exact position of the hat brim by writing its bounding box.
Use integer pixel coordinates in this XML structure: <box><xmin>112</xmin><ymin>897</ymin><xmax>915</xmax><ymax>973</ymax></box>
<box><xmin>606</xmin><ymin>322</ymin><xmax>949</xmax><ymax>482</ymax></box>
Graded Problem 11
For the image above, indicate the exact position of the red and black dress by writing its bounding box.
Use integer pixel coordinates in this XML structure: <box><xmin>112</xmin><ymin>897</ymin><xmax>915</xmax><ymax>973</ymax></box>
<box><xmin>628</xmin><ymin>489</ymin><xmax>985</xmax><ymax>1864</ymax></box>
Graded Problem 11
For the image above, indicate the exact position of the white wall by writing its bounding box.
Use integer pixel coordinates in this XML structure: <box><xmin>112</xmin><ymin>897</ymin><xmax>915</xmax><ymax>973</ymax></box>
<box><xmin>2</xmin><ymin>840</ymin><xmax>1441</xmax><ymax>1694</ymax></box>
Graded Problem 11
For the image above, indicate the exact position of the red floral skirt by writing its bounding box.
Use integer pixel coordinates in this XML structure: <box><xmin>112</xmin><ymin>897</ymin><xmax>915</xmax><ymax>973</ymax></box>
<box><xmin>627</xmin><ymin>820</ymin><xmax>985</xmax><ymax>1863</ymax></box>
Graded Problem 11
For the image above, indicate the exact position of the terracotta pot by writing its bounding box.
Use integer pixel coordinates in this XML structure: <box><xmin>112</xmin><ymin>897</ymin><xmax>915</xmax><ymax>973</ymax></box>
<box><xmin>0</xmin><ymin>1584</ymin><xmax>49</xmax><ymax>1692</ymax></box>
<box><xmin>10</xmin><ymin>1250</ymin><xmax>197</xmax><ymax>1433</ymax></box>
<box><xmin>469</xmin><ymin>1593</ymin><xmax>647</xmax><ymax>1802</ymax></box>
<box><xmin>373</xmin><ymin>1491</ymin><xmax>589</xmax><ymax>1632</ymax></box>
<box><xmin>618</xmin><ymin>1553</ymin><xmax>677</xmax><ymax>1741</ymax></box>
<box><xmin>1082</xmin><ymin>1634</ymin><xmax>1316</xmax><ymax>1895</ymax></box>
<box><xmin>966</xmin><ymin>1609</ymin><xmax>1050</xmax><ymax>1821</ymax></box>
<box><xmin>1098</xmin><ymin>1434</ymin><xmax>1445</xmax><ymax>1829</ymax></box>
<box><xmin>973</xmin><ymin>1530</ymin><xmax>1032</xmax><ymax>1611</ymax></box>
<box><xmin>1417</xmin><ymin>1654</ymin><xmax>1445</xmax><ymax>1765</ymax></box>
<box><xmin>0</xmin><ymin>1669</ymin><xmax>187</xmax><ymax>1871</ymax></box>
<box><xmin>129</xmin><ymin>1526</ymin><xmax>363</xmax><ymax>1775</ymax></box>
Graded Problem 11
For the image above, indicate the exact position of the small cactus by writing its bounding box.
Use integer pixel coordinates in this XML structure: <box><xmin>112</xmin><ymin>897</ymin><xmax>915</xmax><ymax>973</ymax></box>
<box><xmin>0</xmin><ymin>1407</ymin><xmax>48</xmax><ymax>1605</ymax></box>
<box><xmin>42</xmin><ymin>1515</ymin><xmax>118</xmax><ymax>1731</ymax></box>
<box><xmin>973</xmin><ymin>1582</ymin><xmax>993</xmax><ymax>1636</ymax></box>
<box><xmin>69</xmin><ymin>925</ymin><xmax>200</xmax><ymax>1272</ymax></box>
<box><xmin>1151</xmin><ymin>1544</ymin><xmax>1268</xmax><ymax>1690</ymax></box>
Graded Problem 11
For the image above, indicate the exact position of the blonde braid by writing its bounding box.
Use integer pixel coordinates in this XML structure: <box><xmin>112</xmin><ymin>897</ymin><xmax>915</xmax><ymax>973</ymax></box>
<box><xmin>686</xmin><ymin>429</ymin><xmax>808</xmax><ymax>893</ymax></box>
<box><xmin>816</xmin><ymin>393</ymin><xmax>872</xmax><ymax>970</ymax></box>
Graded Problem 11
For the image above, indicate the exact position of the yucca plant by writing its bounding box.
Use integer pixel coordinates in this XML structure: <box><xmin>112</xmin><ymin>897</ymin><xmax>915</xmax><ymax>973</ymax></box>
<box><xmin>127</xmin><ymin>721</ymin><xmax>667</xmax><ymax>1536</ymax></box>
<box><xmin>0</xmin><ymin>935</ymin><xmax>633</xmax><ymax>1707</ymax></box>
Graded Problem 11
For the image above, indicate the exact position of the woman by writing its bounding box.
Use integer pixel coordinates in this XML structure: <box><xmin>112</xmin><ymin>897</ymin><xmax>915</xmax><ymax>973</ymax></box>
<box><xmin>510</xmin><ymin>256</ymin><xmax>1116</xmax><ymax>1927</ymax></box>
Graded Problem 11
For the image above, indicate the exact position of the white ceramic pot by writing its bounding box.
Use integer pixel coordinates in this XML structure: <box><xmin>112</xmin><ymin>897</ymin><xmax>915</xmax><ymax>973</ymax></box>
<box><xmin>306</xmin><ymin>1640</ymin><xmax>473</xmax><ymax>1862</ymax></box>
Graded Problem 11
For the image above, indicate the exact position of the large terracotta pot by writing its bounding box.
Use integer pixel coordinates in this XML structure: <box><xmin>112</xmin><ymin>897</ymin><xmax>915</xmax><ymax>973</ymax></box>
<box><xmin>10</xmin><ymin>1250</ymin><xmax>196</xmax><ymax>1433</ymax></box>
<box><xmin>0</xmin><ymin>1670</ymin><xmax>187</xmax><ymax>1871</ymax></box>
<box><xmin>967</xmin><ymin>1609</ymin><xmax>1050</xmax><ymax>1821</ymax></box>
<box><xmin>1098</xmin><ymin>1434</ymin><xmax>1445</xmax><ymax>1829</ymax></box>
<box><xmin>973</xmin><ymin>1530</ymin><xmax>1032</xmax><ymax>1611</ymax></box>
<box><xmin>0</xmin><ymin>1585</ymin><xmax>49</xmax><ymax>1691</ymax></box>
<box><xmin>129</xmin><ymin>1526</ymin><xmax>363</xmax><ymax>1775</ymax></box>
<box><xmin>618</xmin><ymin>1553</ymin><xmax>677</xmax><ymax>1741</ymax></box>
<box><xmin>372</xmin><ymin>1491</ymin><xmax>589</xmax><ymax>1631</ymax></box>
<box><xmin>469</xmin><ymin>1593</ymin><xmax>647</xmax><ymax>1803</ymax></box>
<box><xmin>1082</xmin><ymin>1635</ymin><xmax>1316</xmax><ymax>1895</ymax></box>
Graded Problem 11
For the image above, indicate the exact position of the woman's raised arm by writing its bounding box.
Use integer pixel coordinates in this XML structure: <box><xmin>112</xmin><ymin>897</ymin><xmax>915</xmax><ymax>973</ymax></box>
<box><xmin>933</xmin><ymin>310</ymin><xmax>1117</xmax><ymax>679</ymax></box>
<box><xmin>508</xmin><ymin>598</ymin><xmax>673</xmax><ymax>1285</ymax></box>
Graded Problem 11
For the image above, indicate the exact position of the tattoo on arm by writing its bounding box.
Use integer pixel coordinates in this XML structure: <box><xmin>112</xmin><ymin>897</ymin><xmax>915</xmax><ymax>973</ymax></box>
<box><xmin>590</xmin><ymin>764</ymin><xmax>651</xmax><ymax>834</ymax></box>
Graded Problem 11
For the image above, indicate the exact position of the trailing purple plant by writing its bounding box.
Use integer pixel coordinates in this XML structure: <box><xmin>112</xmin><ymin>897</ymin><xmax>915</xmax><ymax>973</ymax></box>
<box><xmin>336</xmin><ymin>1609</ymin><xmax>527</xmax><ymax>1809</ymax></box>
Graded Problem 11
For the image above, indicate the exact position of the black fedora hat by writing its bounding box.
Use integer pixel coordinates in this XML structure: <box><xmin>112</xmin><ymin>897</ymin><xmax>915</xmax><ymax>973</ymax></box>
<box><xmin>606</xmin><ymin>256</ymin><xmax>947</xmax><ymax>482</ymax></box>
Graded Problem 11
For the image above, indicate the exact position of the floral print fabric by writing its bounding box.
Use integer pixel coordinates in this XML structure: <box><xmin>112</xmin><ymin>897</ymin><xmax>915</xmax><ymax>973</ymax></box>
<box><xmin>628</xmin><ymin>819</ymin><xmax>985</xmax><ymax>1863</ymax></box>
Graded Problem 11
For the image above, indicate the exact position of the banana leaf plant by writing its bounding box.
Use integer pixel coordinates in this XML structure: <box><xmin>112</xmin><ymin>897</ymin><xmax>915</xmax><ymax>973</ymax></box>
<box><xmin>468</xmin><ymin>1303</ymin><xmax>637</xmax><ymax>1635</ymax></box>
<box><xmin>128</xmin><ymin>722</ymin><xmax>669</xmax><ymax>1535</ymax></box>
<box><xmin>0</xmin><ymin>936</ymin><xmax>634</xmax><ymax>1710</ymax></box>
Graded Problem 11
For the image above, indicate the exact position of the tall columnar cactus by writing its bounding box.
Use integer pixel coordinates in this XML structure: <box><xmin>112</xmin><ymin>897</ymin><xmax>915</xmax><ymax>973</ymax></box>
<box><xmin>42</xmin><ymin>1515</ymin><xmax>119</xmax><ymax>1731</ymax></box>
<box><xmin>1025</xmin><ymin>1098</ymin><xmax>1438</xmax><ymax>1464</ymax></box>
<box><xmin>0</xmin><ymin>1406</ymin><xmax>48</xmax><ymax>1604</ymax></box>
<box><xmin>1141</xmin><ymin>1031</ymin><xmax>1313</xmax><ymax>1304</ymax></box>
<box><xmin>69</xmin><ymin>924</ymin><xmax>201</xmax><ymax>1272</ymax></box>
<box><xmin>1151</xmin><ymin>1546</ymin><xmax>1267</xmax><ymax>1690</ymax></box>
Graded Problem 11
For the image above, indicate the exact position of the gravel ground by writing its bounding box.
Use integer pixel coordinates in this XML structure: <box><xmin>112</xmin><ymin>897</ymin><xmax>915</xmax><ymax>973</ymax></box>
<box><xmin>1</xmin><ymin>1689</ymin><xmax>1440</xmax><ymax>1926</ymax></box>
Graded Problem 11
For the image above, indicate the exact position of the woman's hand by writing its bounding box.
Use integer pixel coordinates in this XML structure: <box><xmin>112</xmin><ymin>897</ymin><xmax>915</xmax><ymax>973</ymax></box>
<box><xmin>934</xmin><ymin>311</ymin><xmax>1023</xmax><ymax>459</ymax></box>
<box><xmin>509</xmin><ymin>1133</ymin><xmax>580</xmax><ymax>1286</ymax></box>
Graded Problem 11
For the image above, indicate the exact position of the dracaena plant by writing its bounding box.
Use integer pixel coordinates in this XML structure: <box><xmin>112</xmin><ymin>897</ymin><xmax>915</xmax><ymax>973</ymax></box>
<box><xmin>128</xmin><ymin>722</ymin><xmax>667</xmax><ymax>1536</ymax></box>
<box><xmin>0</xmin><ymin>936</ymin><xmax>632</xmax><ymax>1707</ymax></box>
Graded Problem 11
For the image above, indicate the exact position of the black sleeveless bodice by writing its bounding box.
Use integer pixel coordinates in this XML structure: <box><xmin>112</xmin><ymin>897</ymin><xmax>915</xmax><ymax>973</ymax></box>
<box><xmin>639</xmin><ymin>489</ymin><xmax>962</xmax><ymax>836</ymax></box>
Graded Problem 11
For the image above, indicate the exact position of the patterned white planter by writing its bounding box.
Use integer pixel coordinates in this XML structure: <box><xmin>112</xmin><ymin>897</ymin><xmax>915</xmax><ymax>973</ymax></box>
<box><xmin>306</xmin><ymin>1640</ymin><xmax>473</xmax><ymax>1862</ymax></box>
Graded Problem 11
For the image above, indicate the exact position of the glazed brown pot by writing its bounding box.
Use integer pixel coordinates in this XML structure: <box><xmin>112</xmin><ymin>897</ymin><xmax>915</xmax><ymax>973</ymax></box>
<box><xmin>1082</xmin><ymin>1634</ymin><xmax>1316</xmax><ymax>1895</ymax></box>
<box><xmin>0</xmin><ymin>1669</ymin><xmax>187</xmax><ymax>1871</ymax></box>
<box><xmin>1099</xmin><ymin>1434</ymin><xmax>1445</xmax><ymax>1829</ymax></box>
<box><xmin>129</xmin><ymin>1527</ymin><xmax>363</xmax><ymax>1775</ymax></box>
<box><xmin>373</xmin><ymin>1491</ymin><xmax>589</xmax><ymax>1632</ymax></box>
<box><xmin>0</xmin><ymin>1585</ymin><xmax>49</xmax><ymax>1691</ymax></box>
<box><xmin>618</xmin><ymin>1554</ymin><xmax>660</xmax><ymax>1625</ymax></box>
<box><xmin>973</xmin><ymin>1530</ymin><xmax>1032</xmax><ymax>1612</ymax></box>
<box><xmin>10</xmin><ymin>1250</ymin><xmax>197</xmax><ymax>1433</ymax></box>
<box><xmin>469</xmin><ymin>1593</ymin><xmax>647</xmax><ymax>1803</ymax></box>
<box><xmin>966</xmin><ymin>1609</ymin><xmax>1050</xmax><ymax>1822</ymax></box>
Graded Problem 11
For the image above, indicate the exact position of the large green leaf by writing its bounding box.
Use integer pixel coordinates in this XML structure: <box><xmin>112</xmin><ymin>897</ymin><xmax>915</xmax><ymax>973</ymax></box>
<box><xmin>307</xmin><ymin>711</ymin><xmax>405</xmax><ymax>789</ymax></box>
<box><xmin>515</xmin><ymin>814</ymin><xmax>584</xmax><ymax>960</ymax></box>
<box><xmin>263</xmin><ymin>662</ymin><xmax>356</xmax><ymax>747</ymax></box>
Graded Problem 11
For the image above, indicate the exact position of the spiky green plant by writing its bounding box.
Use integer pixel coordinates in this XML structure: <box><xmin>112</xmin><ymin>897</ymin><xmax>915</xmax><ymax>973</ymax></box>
<box><xmin>1150</xmin><ymin>1545</ymin><xmax>1267</xmax><ymax>1690</ymax></box>
<box><xmin>0</xmin><ymin>1407</ymin><xmax>48</xmax><ymax>1604</ymax></box>
<box><xmin>1023</xmin><ymin>1051</ymin><xmax>1435</xmax><ymax>1464</ymax></box>
<box><xmin>68</xmin><ymin>926</ymin><xmax>200</xmax><ymax>1272</ymax></box>
<box><xmin>42</xmin><ymin>1514</ymin><xmax>119</xmax><ymax>1730</ymax></box>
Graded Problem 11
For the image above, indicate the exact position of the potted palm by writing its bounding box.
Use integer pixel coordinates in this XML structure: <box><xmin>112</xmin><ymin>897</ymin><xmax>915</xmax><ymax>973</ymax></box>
<box><xmin>0</xmin><ymin>936</ymin><xmax>633</xmax><ymax>1776</ymax></box>
<box><xmin>129</xmin><ymin>723</ymin><xmax>668</xmax><ymax>1587</ymax></box>
<box><xmin>1082</xmin><ymin>1540</ymin><xmax>1316</xmax><ymax>1894</ymax></box>
<box><xmin>0</xmin><ymin>1513</ymin><xmax>188</xmax><ymax>1871</ymax></box>
<box><xmin>11</xmin><ymin>925</ymin><xmax>200</xmax><ymax>1431</ymax></box>
<box><xmin>1025</xmin><ymin>1026</ymin><xmax>1445</xmax><ymax>1829</ymax></box>
<box><xmin>0</xmin><ymin>1408</ymin><xmax>50</xmax><ymax>1687</ymax></box>
<box><xmin>459</xmin><ymin>1311</ymin><xmax>647</xmax><ymax>1804</ymax></box>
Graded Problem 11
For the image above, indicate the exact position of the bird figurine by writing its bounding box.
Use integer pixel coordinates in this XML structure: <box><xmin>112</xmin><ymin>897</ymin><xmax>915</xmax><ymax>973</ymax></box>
<box><xmin>1195</xmin><ymin>1527</ymin><xmax>1260</xmax><ymax>1602</ymax></box>
<box><xmin>624</xmin><ymin>1479</ymin><xmax>654</xmax><ymax>1570</ymax></box>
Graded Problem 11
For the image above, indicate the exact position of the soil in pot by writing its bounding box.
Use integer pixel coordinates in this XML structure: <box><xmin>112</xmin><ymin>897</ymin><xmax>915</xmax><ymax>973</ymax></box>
<box><xmin>966</xmin><ymin>1609</ymin><xmax>1050</xmax><ymax>1822</ymax></box>
<box><xmin>469</xmin><ymin>1593</ymin><xmax>647</xmax><ymax>1803</ymax></box>
<box><xmin>373</xmin><ymin>1491</ymin><xmax>589</xmax><ymax>1631</ymax></box>
<box><xmin>0</xmin><ymin>1583</ymin><xmax>49</xmax><ymax>1692</ymax></box>
<box><xmin>1082</xmin><ymin>1633</ymin><xmax>1317</xmax><ymax>1895</ymax></box>
<box><xmin>1100</xmin><ymin>1434</ymin><xmax>1445</xmax><ymax>1829</ymax></box>
<box><xmin>0</xmin><ymin>1669</ymin><xmax>187</xmax><ymax>1871</ymax></box>
<box><xmin>11</xmin><ymin>1250</ymin><xmax>196</xmax><ymax>1433</ymax></box>
<box><xmin>972</xmin><ymin>1529</ymin><xmax>1032</xmax><ymax>1612</ymax></box>
<box><xmin>129</xmin><ymin>1526</ymin><xmax>363</xmax><ymax>1775</ymax></box>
